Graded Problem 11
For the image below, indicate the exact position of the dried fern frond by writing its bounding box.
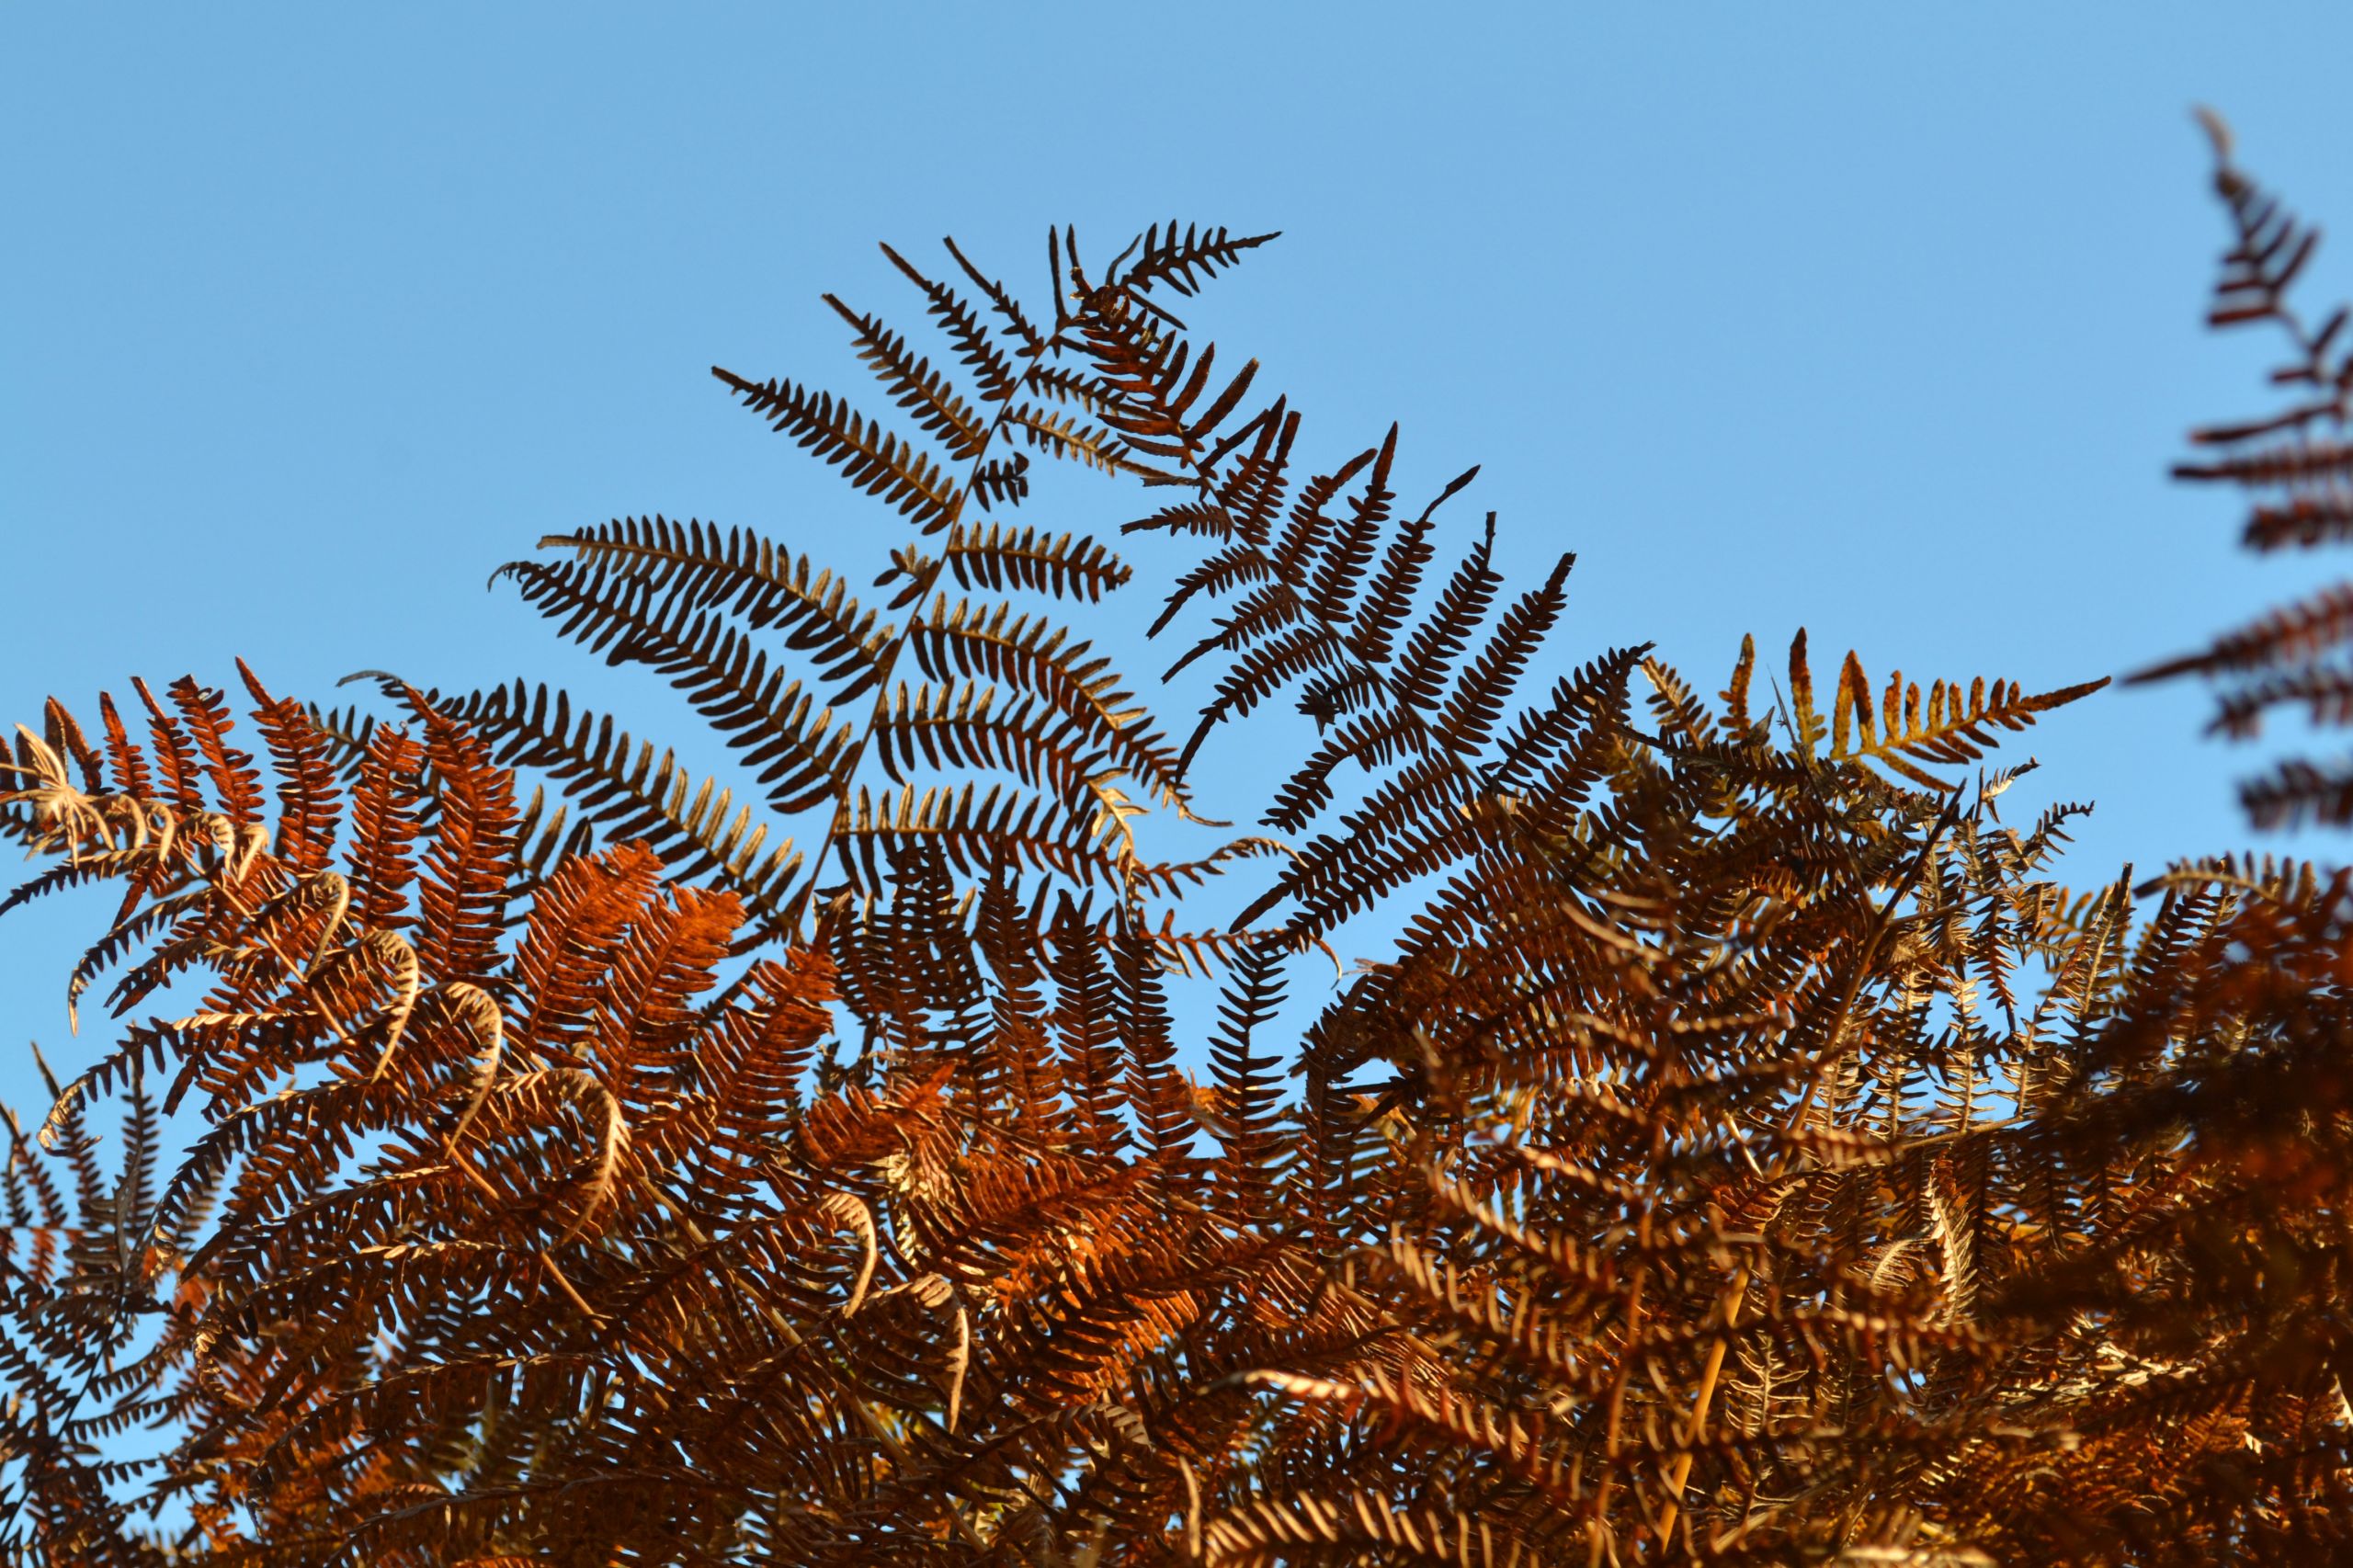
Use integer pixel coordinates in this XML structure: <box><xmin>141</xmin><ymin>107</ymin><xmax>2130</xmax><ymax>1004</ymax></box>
<box><xmin>5</xmin><ymin>170</ymin><xmax>2347</xmax><ymax>1568</ymax></box>
<box><xmin>2135</xmin><ymin>112</ymin><xmax>2353</xmax><ymax>831</ymax></box>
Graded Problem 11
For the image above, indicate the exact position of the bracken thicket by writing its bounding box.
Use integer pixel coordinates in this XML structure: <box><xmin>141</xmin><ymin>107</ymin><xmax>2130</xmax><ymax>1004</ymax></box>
<box><xmin>2</xmin><ymin>119</ymin><xmax>2349</xmax><ymax>1566</ymax></box>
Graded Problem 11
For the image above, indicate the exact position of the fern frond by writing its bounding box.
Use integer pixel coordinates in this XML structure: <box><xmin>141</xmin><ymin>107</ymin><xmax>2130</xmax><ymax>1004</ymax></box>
<box><xmin>1001</xmin><ymin>400</ymin><xmax>1147</xmax><ymax>477</ymax></box>
<box><xmin>712</xmin><ymin>369</ymin><xmax>963</xmax><ymax>530</ymax></box>
<box><xmin>1347</xmin><ymin>476</ymin><xmax>1472</xmax><ymax>665</ymax></box>
<box><xmin>371</xmin><ymin>679</ymin><xmax>804</xmax><ymax>928</ymax></box>
<box><xmin>1392</xmin><ymin>518</ymin><xmax>1504</xmax><ymax>715</ymax></box>
<box><xmin>514</xmin><ymin>516</ymin><xmax>888</xmax><ymax>700</ymax></box>
<box><xmin>871</xmin><ymin>681</ymin><xmax>1108</xmax><ymax>801</ymax></box>
<box><xmin>1111</xmin><ymin>222</ymin><xmax>1279</xmax><ymax>299</ymax></box>
<box><xmin>1799</xmin><ymin>639</ymin><xmax>2107</xmax><ymax>792</ymax></box>
<box><xmin>2129</xmin><ymin>581</ymin><xmax>2353</xmax><ymax>684</ymax></box>
<box><xmin>839</xmin><ymin>782</ymin><xmax>1098</xmax><ymax>888</ymax></box>
<box><xmin>825</xmin><ymin>292</ymin><xmax>990</xmax><ymax>460</ymax></box>
<box><xmin>908</xmin><ymin>597</ymin><xmax>1188</xmax><ymax>808</ymax></box>
<box><xmin>879</xmin><ymin>240</ymin><xmax>1020</xmax><ymax>403</ymax></box>
<box><xmin>2236</xmin><ymin>756</ymin><xmax>2353</xmax><ymax>828</ymax></box>
<box><xmin>1434</xmin><ymin>554</ymin><xmax>1574</xmax><ymax>756</ymax></box>
<box><xmin>946</xmin><ymin>521</ymin><xmax>1130</xmax><ymax>602</ymax></box>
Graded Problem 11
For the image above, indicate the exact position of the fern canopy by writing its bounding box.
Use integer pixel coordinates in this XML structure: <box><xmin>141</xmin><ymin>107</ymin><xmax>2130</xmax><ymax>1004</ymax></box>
<box><xmin>0</xmin><ymin>145</ymin><xmax>2346</xmax><ymax>1568</ymax></box>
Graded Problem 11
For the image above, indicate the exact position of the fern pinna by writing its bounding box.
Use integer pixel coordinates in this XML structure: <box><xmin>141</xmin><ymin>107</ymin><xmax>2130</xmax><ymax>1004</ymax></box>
<box><xmin>2</xmin><ymin>161</ymin><xmax>2350</xmax><ymax>1568</ymax></box>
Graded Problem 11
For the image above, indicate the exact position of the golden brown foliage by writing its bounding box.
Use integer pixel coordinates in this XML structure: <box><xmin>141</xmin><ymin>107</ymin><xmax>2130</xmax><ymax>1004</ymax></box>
<box><xmin>0</xmin><ymin>141</ymin><xmax>2347</xmax><ymax>1568</ymax></box>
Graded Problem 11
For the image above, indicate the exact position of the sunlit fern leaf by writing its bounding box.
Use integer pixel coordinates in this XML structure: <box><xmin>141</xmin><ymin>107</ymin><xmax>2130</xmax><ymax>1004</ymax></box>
<box><xmin>944</xmin><ymin>521</ymin><xmax>1130</xmax><ymax>602</ymax></box>
<box><xmin>1392</xmin><ymin>519</ymin><xmax>1504</xmax><ymax>716</ymax></box>
<box><xmin>1640</xmin><ymin>654</ymin><xmax>1721</xmax><ymax>750</ymax></box>
<box><xmin>395</xmin><ymin>687</ymin><xmax>545</xmax><ymax>970</ymax></box>
<box><xmin>447</xmin><ymin>572</ymin><xmax>860</xmax><ymax>805</ymax></box>
<box><xmin>167</xmin><ymin>676</ymin><xmax>265</xmax><ymax>830</ymax></box>
<box><xmin>947</xmin><ymin>233</ymin><xmax>1051</xmax><ymax>360</ymax></box>
<box><xmin>352</xmin><ymin>678</ymin><xmax>804</xmax><ymax>931</ymax></box>
<box><xmin>37</xmin><ymin>699</ymin><xmax>102</xmax><ymax>798</ymax></box>
<box><xmin>65</xmin><ymin>890</ymin><xmax>206</xmax><ymax>1028</ymax></box>
<box><xmin>1081</xmin><ymin>302</ymin><xmax>1262</xmax><ymax>469</ymax></box>
<box><xmin>966</xmin><ymin>453</ymin><xmax>1031</xmax><ymax>512</ymax></box>
<box><xmin>1302</xmin><ymin>426</ymin><xmax>1397</xmax><ymax>624</ymax></box>
<box><xmin>999</xmin><ymin>400</ymin><xmax>1147</xmax><ymax>477</ymax></box>
<box><xmin>1783</xmin><ymin>635</ymin><xmax>2109</xmax><ymax>793</ymax></box>
<box><xmin>507</xmin><ymin>516</ymin><xmax>888</xmax><ymax>702</ymax></box>
<box><xmin>0</xmin><ymin>853</ymin><xmax>164</xmax><ymax>922</ymax></box>
<box><xmin>128</xmin><ymin>675</ymin><xmax>206</xmax><ymax>815</ymax></box>
<box><xmin>870</xmin><ymin>681</ymin><xmax>1115</xmax><ymax>801</ymax></box>
<box><xmin>878</xmin><ymin>241</ymin><xmax>1021</xmax><ymax>403</ymax></box>
<box><xmin>824</xmin><ymin>292</ymin><xmax>991</xmax><ymax>461</ymax></box>
<box><xmin>1436</xmin><ymin>555</ymin><xmax>1575</xmax><ymax>757</ymax></box>
<box><xmin>1109</xmin><ymin>222</ymin><xmax>1279</xmax><ymax>301</ymax></box>
<box><xmin>236</xmin><ymin>662</ymin><xmax>345</xmax><ymax>880</ymax></box>
<box><xmin>906</xmin><ymin>596</ymin><xmax>1188</xmax><ymax>809</ymax></box>
<box><xmin>839</xmin><ymin>782</ymin><xmax>1104</xmax><ymax>890</ymax></box>
<box><xmin>710</xmin><ymin>369</ymin><xmax>963</xmax><ymax>532</ymax></box>
<box><xmin>89</xmin><ymin>693</ymin><xmax>155</xmax><ymax>807</ymax></box>
<box><xmin>343</xmin><ymin>722</ymin><xmax>427</xmax><ymax>932</ymax></box>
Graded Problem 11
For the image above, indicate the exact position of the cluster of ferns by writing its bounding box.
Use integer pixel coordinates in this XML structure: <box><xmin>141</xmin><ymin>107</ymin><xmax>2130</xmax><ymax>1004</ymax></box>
<box><xmin>2</xmin><ymin>123</ymin><xmax>2350</xmax><ymax>1567</ymax></box>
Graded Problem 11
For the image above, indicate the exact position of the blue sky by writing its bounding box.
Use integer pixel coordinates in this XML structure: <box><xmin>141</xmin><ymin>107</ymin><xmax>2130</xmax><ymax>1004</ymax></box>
<box><xmin>6</xmin><ymin>5</ymin><xmax>2353</xmax><ymax>1112</ymax></box>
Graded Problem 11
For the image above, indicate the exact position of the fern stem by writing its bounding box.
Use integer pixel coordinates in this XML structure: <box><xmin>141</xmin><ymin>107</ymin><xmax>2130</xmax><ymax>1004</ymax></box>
<box><xmin>1650</xmin><ymin>1267</ymin><xmax>1751</xmax><ymax>1555</ymax></box>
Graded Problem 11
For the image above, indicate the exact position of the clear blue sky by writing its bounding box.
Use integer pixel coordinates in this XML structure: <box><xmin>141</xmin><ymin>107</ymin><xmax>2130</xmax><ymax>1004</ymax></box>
<box><xmin>6</xmin><ymin>6</ymin><xmax>2353</xmax><ymax>1109</ymax></box>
